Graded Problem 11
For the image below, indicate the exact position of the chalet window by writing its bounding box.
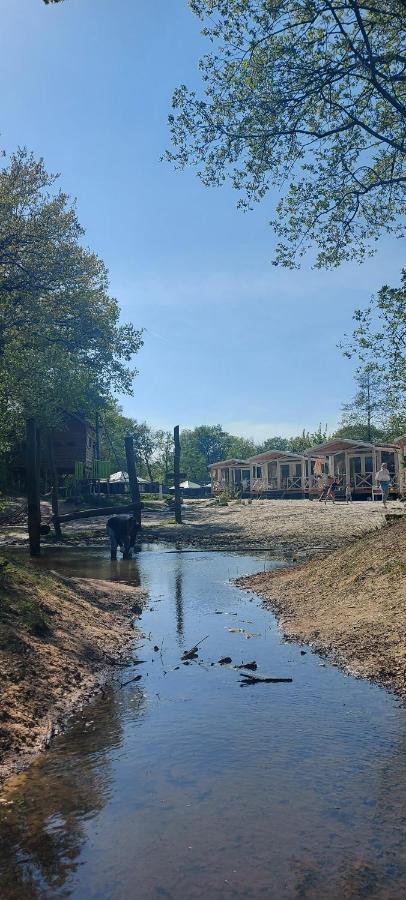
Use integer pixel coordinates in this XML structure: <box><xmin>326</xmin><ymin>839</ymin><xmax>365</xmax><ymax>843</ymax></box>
<box><xmin>295</xmin><ymin>463</ymin><xmax>302</xmax><ymax>477</ymax></box>
<box><xmin>254</xmin><ymin>466</ymin><xmax>262</xmax><ymax>478</ymax></box>
<box><xmin>365</xmin><ymin>456</ymin><xmax>373</xmax><ymax>473</ymax></box>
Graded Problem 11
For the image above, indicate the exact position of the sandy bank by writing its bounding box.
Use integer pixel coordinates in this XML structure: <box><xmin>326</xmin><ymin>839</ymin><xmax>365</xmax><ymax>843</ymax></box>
<box><xmin>0</xmin><ymin>556</ymin><xmax>146</xmax><ymax>786</ymax></box>
<box><xmin>236</xmin><ymin>518</ymin><xmax>406</xmax><ymax>699</ymax></box>
<box><xmin>0</xmin><ymin>497</ymin><xmax>397</xmax><ymax>555</ymax></box>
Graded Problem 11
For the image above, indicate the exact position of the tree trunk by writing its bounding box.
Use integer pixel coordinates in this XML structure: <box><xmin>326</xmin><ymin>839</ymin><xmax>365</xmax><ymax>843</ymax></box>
<box><xmin>173</xmin><ymin>425</ymin><xmax>182</xmax><ymax>524</ymax></box>
<box><xmin>48</xmin><ymin>431</ymin><xmax>63</xmax><ymax>540</ymax></box>
<box><xmin>125</xmin><ymin>435</ymin><xmax>142</xmax><ymax>527</ymax></box>
<box><xmin>144</xmin><ymin>455</ymin><xmax>153</xmax><ymax>482</ymax></box>
<box><xmin>26</xmin><ymin>417</ymin><xmax>41</xmax><ymax>556</ymax></box>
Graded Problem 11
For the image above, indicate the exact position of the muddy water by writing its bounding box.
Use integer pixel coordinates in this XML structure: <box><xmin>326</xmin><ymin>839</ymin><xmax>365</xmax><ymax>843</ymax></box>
<box><xmin>0</xmin><ymin>546</ymin><xmax>405</xmax><ymax>900</ymax></box>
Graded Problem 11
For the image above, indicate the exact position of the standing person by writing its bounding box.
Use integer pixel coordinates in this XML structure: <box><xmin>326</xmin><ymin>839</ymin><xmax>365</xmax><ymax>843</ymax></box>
<box><xmin>345</xmin><ymin>481</ymin><xmax>353</xmax><ymax>503</ymax></box>
<box><xmin>326</xmin><ymin>477</ymin><xmax>339</xmax><ymax>503</ymax></box>
<box><xmin>375</xmin><ymin>463</ymin><xmax>391</xmax><ymax>508</ymax></box>
<box><xmin>106</xmin><ymin>515</ymin><xmax>137</xmax><ymax>560</ymax></box>
<box><xmin>318</xmin><ymin>473</ymin><xmax>331</xmax><ymax>502</ymax></box>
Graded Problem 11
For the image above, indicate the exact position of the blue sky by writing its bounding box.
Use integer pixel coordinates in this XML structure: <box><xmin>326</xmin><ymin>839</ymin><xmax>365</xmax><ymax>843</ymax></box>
<box><xmin>1</xmin><ymin>0</ymin><xmax>403</xmax><ymax>441</ymax></box>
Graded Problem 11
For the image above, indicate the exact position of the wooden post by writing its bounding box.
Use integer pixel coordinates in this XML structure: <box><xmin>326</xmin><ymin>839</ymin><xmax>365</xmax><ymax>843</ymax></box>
<box><xmin>26</xmin><ymin>417</ymin><xmax>41</xmax><ymax>556</ymax></box>
<box><xmin>48</xmin><ymin>431</ymin><xmax>63</xmax><ymax>540</ymax></box>
<box><xmin>301</xmin><ymin>458</ymin><xmax>306</xmax><ymax>496</ymax></box>
<box><xmin>125</xmin><ymin>434</ymin><xmax>142</xmax><ymax>528</ymax></box>
<box><xmin>173</xmin><ymin>425</ymin><xmax>182</xmax><ymax>524</ymax></box>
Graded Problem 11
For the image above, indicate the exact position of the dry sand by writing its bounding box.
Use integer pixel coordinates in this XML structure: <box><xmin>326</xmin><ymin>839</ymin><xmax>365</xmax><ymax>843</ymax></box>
<box><xmin>141</xmin><ymin>498</ymin><xmax>398</xmax><ymax>555</ymax></box>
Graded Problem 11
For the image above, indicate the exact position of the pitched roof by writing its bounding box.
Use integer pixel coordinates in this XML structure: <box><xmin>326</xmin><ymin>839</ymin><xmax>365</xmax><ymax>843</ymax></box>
<box><xmin>247</xmin><ymin>449</ymin><xmax>304</xmax><ymax>463</ymax></box>
<box><xmin>208</xmin><ymin>459</ymin><xmax>249</xmax><ymax>468</ymax></box>
<box><xmin>304</xmin><ymin>438</ymin><xmax>399</xmax><ymax>455</ymax></box>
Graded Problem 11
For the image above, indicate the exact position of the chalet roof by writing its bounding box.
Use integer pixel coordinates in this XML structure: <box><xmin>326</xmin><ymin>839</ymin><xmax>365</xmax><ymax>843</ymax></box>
<box><xmin>304</xmin><ymin>438</ymin><xmax>399</xmax><ymax>456</ymax></box>
<box><xmin>248</xmin><ymin>449</ymin><xmax>304</xmax><ymax>463</ymax></box>
<box><xmin>208</xmin><ymin>458</ymin><xmax>249</xmax><ymax>469</ymax></box>
<box><xmin>395</xmin><ymin>434</ymin><xmax>406</xmax><ymax>445</ymax></box>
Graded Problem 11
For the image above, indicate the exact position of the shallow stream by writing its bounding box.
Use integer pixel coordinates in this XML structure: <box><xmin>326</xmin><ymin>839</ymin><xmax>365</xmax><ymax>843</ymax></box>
<box><xmin>0</xmin><ymin>545</ymin><xmax>405</xmax><ymax>899</ymax></box>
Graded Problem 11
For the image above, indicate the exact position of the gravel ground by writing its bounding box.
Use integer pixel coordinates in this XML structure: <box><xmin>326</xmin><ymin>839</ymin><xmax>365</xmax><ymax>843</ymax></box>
<box><xmin>0</xmin><ymin>497</ymin><xmax>401</xmax><ymax>556</ymax></box>
<box><xmin>141</xmin><ymin>498</ymin><xmax>400</xmax><ymax>555</ymax></box>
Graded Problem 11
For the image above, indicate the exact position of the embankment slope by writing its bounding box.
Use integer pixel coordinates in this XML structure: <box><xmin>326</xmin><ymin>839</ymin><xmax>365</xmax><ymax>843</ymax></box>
<box><xmin>237</xmin><ymin>518</ymin><xmax>405</xmax><ymax>698</ymax></box>
<box><xmin>0</xmin><ymin>556</ymin><xmax>146</xmax><ymax>785</ymax></box>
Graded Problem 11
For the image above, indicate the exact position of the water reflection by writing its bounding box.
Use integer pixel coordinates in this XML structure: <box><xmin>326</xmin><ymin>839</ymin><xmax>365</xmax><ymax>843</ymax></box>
<box><xmin>0</xmin><ymin>686</ymin><xmax>146</xmax><ymax>899</ymax></box>
<box><xmin>174</xmin><ymin>557</ymin><xmax>184</xmax><ymax>643</ymax></box>
<box><xmin>0</xmin><ymin>549</ymin><xmax>405</xmax><ymax>900</ymax></box>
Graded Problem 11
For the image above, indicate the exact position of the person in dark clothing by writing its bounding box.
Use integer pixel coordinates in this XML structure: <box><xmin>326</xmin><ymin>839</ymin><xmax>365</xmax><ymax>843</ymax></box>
<box><xmin>326</xmin><ymin>478</ymin><xmax>340</xmax><ymax>502</ymax></box>
<box><xmin>106</xmin><ymin>515</ymin><xmax>137</xmax><ymax>559</ymax></box>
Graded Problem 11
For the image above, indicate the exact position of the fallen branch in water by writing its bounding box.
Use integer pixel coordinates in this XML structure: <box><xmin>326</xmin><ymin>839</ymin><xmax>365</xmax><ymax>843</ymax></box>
<box><xmin>181</xmin><ymin>635</ymin><xmax>209</xmax><ymax>660</ymax></box>
<box><xmin>120</xmin><ymin>674</ymin><xmax>142</xmax><ymax>688</ymax></box>
<box><xmin>239</xmin><ymin>673</ymin><xmax>292</xmax><ymax>685</ymax></box>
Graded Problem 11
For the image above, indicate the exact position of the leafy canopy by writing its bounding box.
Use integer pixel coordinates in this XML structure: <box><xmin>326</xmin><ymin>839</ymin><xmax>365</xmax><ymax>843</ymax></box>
<box><xmin>167</xmin><ymin>1</ymin><xmax>406</xmax><ymax>268</ymax></box>
<box><xmin>0</xmin><ymin>149</ymin><xmax>142</xmax><ymax>449</ymax></box>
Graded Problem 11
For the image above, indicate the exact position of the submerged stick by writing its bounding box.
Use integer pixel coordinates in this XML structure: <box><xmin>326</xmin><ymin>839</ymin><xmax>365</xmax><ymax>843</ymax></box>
<box><xmin>120</xmin><ymin>674</ymin><xmax>142</xmax><ymax>688</ymax></box>
<box><xmin>181</xmin><ymin>634</ymin><xmax>209</xmax><ymax>660</ymax></box>
<box><xmin>239</xmin><ymin>673</ymin><xmax>292</xmax><ymax>684</ymax></box>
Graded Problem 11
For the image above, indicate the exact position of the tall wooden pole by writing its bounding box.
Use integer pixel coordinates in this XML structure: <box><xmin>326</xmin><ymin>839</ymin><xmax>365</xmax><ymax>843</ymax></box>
<box><xmin>26</xmin><ymin>417</ymin><xmax>41</xmax><ymax>556</ymax></box>
<box><xmin>125</xmin><ymin>434</ymin><xmax>142</xmax><ymax>528</ymax></box>
<box><xmin>173</xmin><ymin>425</ymin><xmax>182</xmax><ymax>524</ymax></box>
<box><xmin>48</xmin><ymin>431</ymin><xmax>63</xmax><ymax>540</ymax></box>
<box><xmin>95</xmin><ymin>410</ymin><xmax>101</xmax><ymax>460</ymax></box>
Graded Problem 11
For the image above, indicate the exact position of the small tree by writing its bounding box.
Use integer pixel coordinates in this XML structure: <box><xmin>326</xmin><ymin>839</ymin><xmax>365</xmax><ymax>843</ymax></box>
<box><xmin>340</xmin><ymin>366</ymin><xmax>383</xmax><ymax>441</ymax></box>
<box><xmin>341</xmin><ymin>270</ymin><xmax>406</xmax><ymax>409</ymax></box>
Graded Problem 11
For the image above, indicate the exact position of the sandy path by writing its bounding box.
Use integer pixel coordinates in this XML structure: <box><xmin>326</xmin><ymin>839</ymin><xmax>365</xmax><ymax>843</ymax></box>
<box><xmin>1</xmin><ymin>497</ymin><xmax>400</xmax><ymax>555</ymax></box>
<box><xmin>142</xmin><ymin>498</ymin><xmax>398</xmax><ymax>554</ymax></box>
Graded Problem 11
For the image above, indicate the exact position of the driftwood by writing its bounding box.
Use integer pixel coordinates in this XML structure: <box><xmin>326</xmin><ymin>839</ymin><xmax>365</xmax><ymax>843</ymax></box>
<box><xmin>235</xmin><ymin>661</ymin><xmax>257</xmax><ymax>671</ymax></box>
<box><xmin>181</xmin><ymin>634</ymin><xmax>209</xmax><ymax>661</ymax></box>
<box><xmin>239</xmin><ymin>673</ymin><xmax>293</xmax><ymax>685</ymax></box>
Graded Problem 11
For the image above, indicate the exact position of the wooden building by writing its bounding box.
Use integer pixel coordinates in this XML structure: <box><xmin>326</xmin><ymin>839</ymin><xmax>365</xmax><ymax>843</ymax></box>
<box><xmin>209</xmin><ymin>459</ymin><xmax>251</xmax><ymax>494</ymax></box>
<box><xmin>210</xmin><ymin>438</ymin><xmax>403</xmax><ymax>499</ymax></box>
<box><xmin>11</xmin><ymin>412</ymin><xmax>96</xmax><ymax>480</ymax></box>
<box><xmin>50</xmin><ymin>412</ymin><xmax>96</xmax><ymax>475</ymax></box>
<box><xmin>247</xmin><ymin>450</ymin><xmax>306</xmax><ymax>497</ymax></box>
<box><xmin>305</xmin><ymin>438</ymin><xmax>402</xmax><ymax>498</ymax></box>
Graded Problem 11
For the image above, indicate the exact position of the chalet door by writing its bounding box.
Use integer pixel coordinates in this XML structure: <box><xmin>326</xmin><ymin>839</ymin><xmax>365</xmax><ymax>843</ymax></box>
<box><xmin>268</xmin><ymin>461</ymin><xmax>277</xmax><ymax>486</ymax></box>
<box><xmin>381</xmin><ymin>451</ymin><xmax>395</xmax><ymax>475</ymax></box>
<box><xmin>350</xmin><ymin>457</ymin><xmax>361</xmax><ymax>481</ymax></box>
<box><xmin>280</xmin><ymin>464</ymin><xmax>289</xmax><ymax>486</ymax></box>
